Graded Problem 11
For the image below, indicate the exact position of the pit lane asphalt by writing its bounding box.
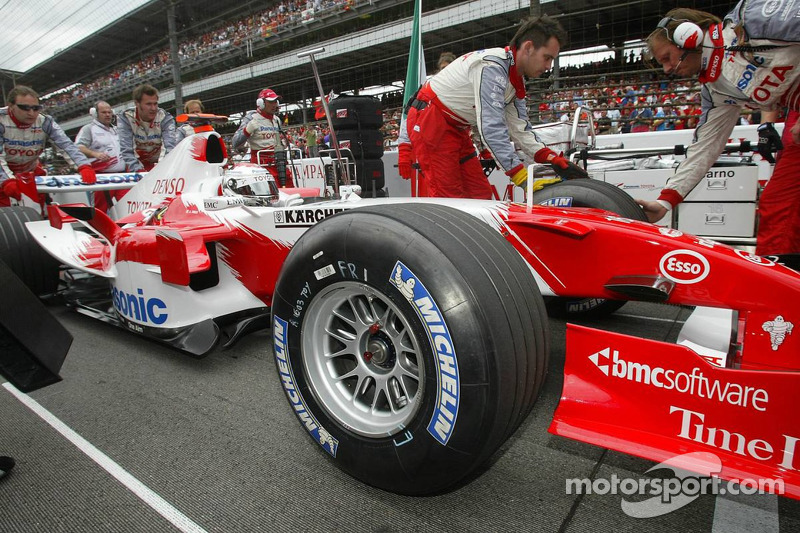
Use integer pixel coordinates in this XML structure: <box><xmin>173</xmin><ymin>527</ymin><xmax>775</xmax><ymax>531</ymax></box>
<box><xmin>1</xmin><ymin>302</ymin><xmax>798</xmax><ymax>533</ymax></box>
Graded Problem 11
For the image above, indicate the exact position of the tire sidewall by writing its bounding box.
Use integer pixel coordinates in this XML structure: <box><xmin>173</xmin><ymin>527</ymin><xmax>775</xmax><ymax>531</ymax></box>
<box><xmin>272</xmin><ymin>212</ymin><xmax>496</xmax><ymax>493</ymax></box>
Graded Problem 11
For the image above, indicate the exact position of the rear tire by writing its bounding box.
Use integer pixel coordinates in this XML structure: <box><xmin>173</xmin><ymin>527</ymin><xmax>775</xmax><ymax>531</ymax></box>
<box><xmin>328</xmin><ymin>96</ymin><xmax>384</xmax><ymax>129</ymax></box>
<box><xmin>532</xmin><ymin>180</ymin><xmax>648</xmax><ymax>317</ymax></box>
<box><xmin>272</xmin><ymin>203</ymin><xmax>549</xmax><ymax>494</ymax></box>
<box><xmin>0</xmin><ymin>207</ymin><xmax>60</xmax><ymax>297</ymax></box>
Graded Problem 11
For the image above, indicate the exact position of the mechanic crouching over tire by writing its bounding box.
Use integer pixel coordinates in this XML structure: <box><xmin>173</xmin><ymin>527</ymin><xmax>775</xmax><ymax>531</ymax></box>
<box><xmin>230</xmin><ymin>88</ymin><xmax>295</xmax><ymax>188</ymax></box>
<box><xmin>636</xmin><ymin>1</ymin><xmax>800</xmax><ymax>264</ymax></box>
<box><xmin>399</xmin><ymin>15</ymin><xmax>588</xmax><ymax>199</ymax></box>
<box><xmin>0</xmin><ymin>85</ymin><xmax>96</xmax><ymax>208</ymax></box>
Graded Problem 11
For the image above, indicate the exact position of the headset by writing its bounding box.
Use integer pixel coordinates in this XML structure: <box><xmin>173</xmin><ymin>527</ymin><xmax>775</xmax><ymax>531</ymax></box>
<box><xmin>90</xmin><ymin>102</ymin><xmax>113</xmax><ymax>119</ymax></box>
<box><xmin>256</xmin><ymin>97</ymin><xmax>267</xmax><ymax>111</ymax></box>
<box><xmin>657</xmin><ymin>17</ymin><xmax>704</xmax><ymax>50</ymax></box>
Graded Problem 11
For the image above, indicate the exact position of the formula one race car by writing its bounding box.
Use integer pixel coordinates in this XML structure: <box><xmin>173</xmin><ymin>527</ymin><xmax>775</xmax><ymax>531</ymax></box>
<box><xmin>3</xmin><ymin>123</ymin><xmax>799</xmax><ymax>499</ymax></box>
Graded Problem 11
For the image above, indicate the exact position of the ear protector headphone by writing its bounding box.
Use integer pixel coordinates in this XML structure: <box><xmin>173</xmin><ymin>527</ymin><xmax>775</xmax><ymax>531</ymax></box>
<box><xmin>657</xmin><ymin>17</ymin><xmax>704</xmax><ymax>50</ymax></box>
<box><xmin>89</xmin><ymin>106</ymin><xmax>97</xmax><ymax>118</ymax></box>
<box><xmin>256</xmin><ymin>97</ymin><xmax>266</xmax><ymax>110</ymax></box>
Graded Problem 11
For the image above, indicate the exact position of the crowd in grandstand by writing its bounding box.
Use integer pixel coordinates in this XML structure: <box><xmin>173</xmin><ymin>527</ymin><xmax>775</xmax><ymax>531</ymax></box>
<box><xmin>43</xmin><ymin>0</ymin><xmax>355</xmax><ymax>108</ymax></box>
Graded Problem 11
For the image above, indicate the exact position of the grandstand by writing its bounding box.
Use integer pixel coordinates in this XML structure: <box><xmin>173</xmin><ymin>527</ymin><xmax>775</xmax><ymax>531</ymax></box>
<box><xmin>5</xmin><ymin>0</ymin><xmax>738</xmax><ymax>140</ymax></box>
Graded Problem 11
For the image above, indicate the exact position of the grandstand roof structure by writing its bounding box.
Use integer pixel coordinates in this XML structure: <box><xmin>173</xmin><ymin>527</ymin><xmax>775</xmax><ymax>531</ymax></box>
<box><xmin>9</xmin><ymin>0</ymin><xmax>733</xmax><ymax>133</ymax></box>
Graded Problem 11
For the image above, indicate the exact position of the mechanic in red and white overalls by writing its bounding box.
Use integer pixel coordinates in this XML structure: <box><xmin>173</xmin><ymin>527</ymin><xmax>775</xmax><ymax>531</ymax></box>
<box><xmin>638</xmin><ymin>1</ymin><xmax>800</xmax><ymax>259</ymax></box>
<box><xmin>0</xmin><ymin>85</ymin><xmax>96</xmax><ymax>207</ymax></box>
<box><xmin>118</xmin><ymin>84</ymin><xmax>178</xmax><ymax>172</ymax></box>
<box><xmin>402</xmin><ymin>16</ymin><xmax>588</xmax><ymax>199</ymax></box>
<box><xmin>230</xmin><ymin>88</ymin><xmax>295</xmax><ymax>187</ymax></box>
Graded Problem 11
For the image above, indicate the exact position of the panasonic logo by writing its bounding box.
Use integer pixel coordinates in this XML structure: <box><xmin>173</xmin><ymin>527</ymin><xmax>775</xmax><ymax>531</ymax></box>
<box><xmin>112</xmin><ymin>287</ymin><xmax>168</xmax><ymax>325</ymax></box>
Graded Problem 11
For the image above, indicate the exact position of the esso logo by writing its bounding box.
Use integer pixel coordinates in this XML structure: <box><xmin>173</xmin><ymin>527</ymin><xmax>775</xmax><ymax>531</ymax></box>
<box><xmin>734</xmin><ymin>249</ymin><xmax>775</xmax><ymax>266</ymax></box>
<box><xmin>659</xmin><ymin>250</ymin><xmax>710</xmax><ymax>284</ymax></box>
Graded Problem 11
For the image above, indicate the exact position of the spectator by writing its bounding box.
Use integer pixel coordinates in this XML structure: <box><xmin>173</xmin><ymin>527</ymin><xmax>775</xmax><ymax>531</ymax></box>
<box><xmin>595</xmin><ymin>104</ymin><xmax>612</xmax><ymax>134</ymax></box>
<box><xmin>0</xmin><ymin>85</ymin><xmax>95</xmax><ymax>207</ymax></box>
<box><xmin>305</xmin><ymin>124</ymin><xmax>317</xmax><ymax>156</ymax></box>
<box><xmin>629</xmin><ymin>102</ymin><xmax>653</xmax><ymax>133</ymax></box>
<box><xmin>118</xmin><ymin>84</ymin><xmax>178</xmax><ymax>171</ymax></box>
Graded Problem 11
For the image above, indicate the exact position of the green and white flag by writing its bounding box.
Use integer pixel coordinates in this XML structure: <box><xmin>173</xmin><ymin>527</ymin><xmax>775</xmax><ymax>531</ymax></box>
<box><xmin>400</xmin><ymin>0</ymin><xmax>426</xmax><ymax>129</ymax></box>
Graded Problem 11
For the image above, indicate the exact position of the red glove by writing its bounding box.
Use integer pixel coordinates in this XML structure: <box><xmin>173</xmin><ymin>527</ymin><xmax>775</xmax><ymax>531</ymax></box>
<box><xmin>398</xmin><ymin>143</ymin><xmax>414</xmax><ymax>180</ymax></box>
<box><xmin>533</xmin><ymin>148</ymin><xmax>589</xmax><ymax>180</ymax></box>
<box><xmin>2</xmin><ymin>178</ymin><xmax>21</xmax><ymax>200</ymax></box>
<box><xmin>78</xmin><ymin>164</ymin><xmax>97</xmax><ymax>184</ymax></box>
<box><xmin>34</xmin><ymin>163</ymin><xmax>47</xmax><ymax>176</ymax></box>
<box><xmin>479</xmin><ymin>148</ymin><xmax>492</xmax><ymax>160</ymax></box>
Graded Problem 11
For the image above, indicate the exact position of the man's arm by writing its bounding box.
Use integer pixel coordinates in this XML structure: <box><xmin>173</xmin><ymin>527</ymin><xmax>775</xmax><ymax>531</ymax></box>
<box><xmin>160</xmin><ymin>111</ymin><xmax>178</xmax><ymax>153</ymax></box>
<box><xmin>638</xmin><ymin>87</ymin><xmax>740</xmax><ymax>223</ymax></box>
<box><xmin>75</xmin><ymin>125</ymin><xmax>109</xmax><ymax>161</ymax></box>
<box><xmin>230</xmin><ymin>112</ymin><xmax>254</xmax><ymax>151</ymax></box>
<box><xmin>471</xmin><ymin>61</ymin><xmax>524</xmax><ymax>174</ymax></box>
<box><xmin>117</xmin><ymin>112</ymin><xmax>143</xmax><ymax>171</ymax></box>
<box><xmin>656</xmin><ymin>88</ymin><xmax>740</xmax><ymax>209</ymax></box>
<box><xmin>0</xmin><ymin>122</ymin><xmax>11</xmax><ymax>181</ymax></box>
<box><xmin>42</xmin><ymin>116</ymin><xmax>90</xmax><ymax>168</ymax></box>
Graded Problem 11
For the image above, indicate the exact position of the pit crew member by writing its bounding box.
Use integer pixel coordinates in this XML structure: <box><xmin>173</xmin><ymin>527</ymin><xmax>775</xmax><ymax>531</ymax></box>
<box><xmin>175</xmin><ymin>99</ymin><xmax>205</xmax><ymax>143</ymax></box>
<box><xmin>403</xmin><ymin>16</ymin><xmax>589</xmax><ymax>198</ymax></box>
<box><xmin>230</xmin><ymin>88</ymin><xmax>295</xmax><ymax>187</ymax></box>
<box><xmin>0</xmin><ymin>85</ymin><xmax>96</xmax><ymax>207</ymax></box>
<box><xmin>75</xmin><ymin>101</ymin><xmax>126</xmax><ymax>212</ymax></box>
<box><xmin>118</xmin><ymin>84</ymin><xmax>178</xmax><ymax>172</ymax></box>
<box><xmin>637</xmin><ymin>2</ymin><xmax>800</xmax><ymax>259</ymax></box>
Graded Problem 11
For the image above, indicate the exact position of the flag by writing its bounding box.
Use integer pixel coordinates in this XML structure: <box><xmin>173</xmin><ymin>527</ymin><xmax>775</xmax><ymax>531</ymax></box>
<box><xmin>400</xmin><ymin>0</ymin><xmax>425</xmax><ymax>128</ymax></box>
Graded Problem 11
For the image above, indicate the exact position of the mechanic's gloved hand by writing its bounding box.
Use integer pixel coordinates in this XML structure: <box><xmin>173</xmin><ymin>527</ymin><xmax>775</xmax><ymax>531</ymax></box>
<box><xmin>509</xmin><ymin>166</ymin><xmax>562</xmax><ymax>192</ymax></box>
<box><xmin>757</xmin><ymin>122</ymin><xmax>783</xmax><ymax>164</ymax></box>
<box><xmin>1</xmin><ymin>178</ymin><xmax>21</xmax><ymax>200</ymax></box>
<box><xmin>398</xmin><ymin>143</ymin><xmax>414</xmax><ymax>180</ymax></box>
<box><xmin>509</xmin><ymin>165</ymin><xmax>528</xmax><ymax>188</ymax></box>
<box><xmin>34</xmin><ymin>163</ymin><xmax>47</xmax><ymax>176</ymax></box>
<box><xmin>534</xmin><ymin>147</ymin><xmax>589</xmax><ymax>180</ymax></box>
<box><xmin>78</xmin><ymin>164</ymin><xmax>97</xmax><ymax>184</ymax></box>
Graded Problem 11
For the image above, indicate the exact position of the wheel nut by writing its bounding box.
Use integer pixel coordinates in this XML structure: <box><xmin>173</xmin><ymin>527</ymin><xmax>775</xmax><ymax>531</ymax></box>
<box><xmin>369</xmin><ymin>323</ymin><xmax>381</xmax><ymax>334</ymax></box>
<box><xmin>363</xmin><ymin>351</ymin><xmax>373</xmax><ymax>362</ymax></box>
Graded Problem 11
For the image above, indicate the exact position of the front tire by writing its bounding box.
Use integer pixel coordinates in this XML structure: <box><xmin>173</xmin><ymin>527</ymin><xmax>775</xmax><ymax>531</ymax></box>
<box><xmin>272</xmin><ymin>203</ymin><xmax>549</xmax><ymax>494</ymax></box>
<box><xmin>0</xmin><ymin>207</ymin><xmax>60</xmax><ymax>297</ymax></box>
<box><xmin>532</xmin><ymin>179</ymin><xmax>648</xmax><ymax>318</ymax></box>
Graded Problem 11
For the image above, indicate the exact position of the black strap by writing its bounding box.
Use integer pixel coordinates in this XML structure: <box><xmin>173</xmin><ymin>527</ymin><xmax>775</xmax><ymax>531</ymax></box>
<box><xmin>459</xmin><ymin>150</ymin><xmax>478</xmax><ymax>165</ymax></box>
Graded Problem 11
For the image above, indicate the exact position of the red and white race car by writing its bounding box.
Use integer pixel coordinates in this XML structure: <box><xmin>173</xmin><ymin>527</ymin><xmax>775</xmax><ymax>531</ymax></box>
<box><xmin>3</xmin><ymin>124</ymin><xmax>799</xmax><ymax>498</ymax></box>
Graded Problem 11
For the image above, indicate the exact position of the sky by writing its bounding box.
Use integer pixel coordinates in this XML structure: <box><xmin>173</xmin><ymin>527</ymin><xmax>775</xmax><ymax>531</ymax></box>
<box><xmin>0</xmin><ymin>0</ymin><xmax>151</xmax><ymax>74</ymax></box>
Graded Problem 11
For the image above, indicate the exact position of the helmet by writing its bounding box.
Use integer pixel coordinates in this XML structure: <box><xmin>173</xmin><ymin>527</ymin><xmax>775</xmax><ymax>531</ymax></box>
<box><xmin>223</xmin><ymin>163</ymin><xmax>279</xmax><ymax>204</ymax></box>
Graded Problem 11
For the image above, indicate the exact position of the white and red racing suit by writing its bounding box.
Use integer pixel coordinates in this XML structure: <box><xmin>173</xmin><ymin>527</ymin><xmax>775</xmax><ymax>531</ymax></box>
<box><xmin>407</xmin><ymin>47</ymin><xmax>550</xmax><ymax>198</ymax></box>
<box><xmin>74</xmin><ymin>120</ymin><xmax>125</xmax><ymax>173</ymax></box>
<box><xmin>0</xmin><ymin>108</ymin><xmax>91</xmax><ymax>206</ymax></box>
<box><xmin>117</xmin><ymin>107</ymin><xmax>177</xmax><ymax>172</ymax></box>
<box><xmin>231</xmin><ymin>110</ymin><xmax>294</xmax><ymax>187</ymax></box>
<box><xmin>0</xmin><ymin>108</ymin><xmax>90</xmax><ymax>179</ymax></box>
<box><xmin>657</xmin><ymin>1</ymin><xmax>800</xmax><ymax>212</ymax></box>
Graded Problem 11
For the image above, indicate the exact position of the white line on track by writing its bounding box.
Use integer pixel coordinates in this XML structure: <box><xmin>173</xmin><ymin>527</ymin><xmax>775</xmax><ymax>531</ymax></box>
<box><xmin>3</xmin><ymin>382</ymin><xmax>208</xmax><ymax>533</ymax></box>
